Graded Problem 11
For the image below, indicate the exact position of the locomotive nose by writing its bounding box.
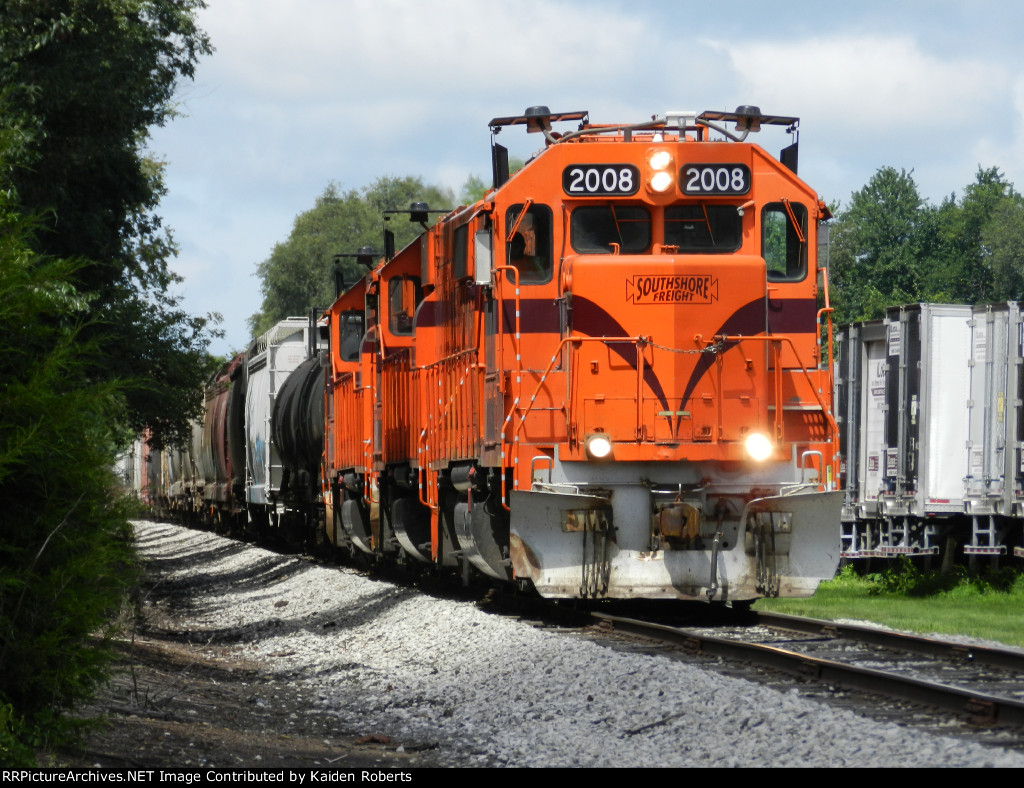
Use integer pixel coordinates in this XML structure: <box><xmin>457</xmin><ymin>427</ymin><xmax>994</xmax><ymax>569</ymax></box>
<box><xmin>563</xmin><ymin>252</ymin><xmax>768</xmax><ymax>454</ymax></box>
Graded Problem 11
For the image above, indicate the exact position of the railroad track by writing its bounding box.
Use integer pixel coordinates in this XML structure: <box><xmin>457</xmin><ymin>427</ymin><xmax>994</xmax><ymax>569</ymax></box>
<box><xmin>589</xmin><ymin>610</ymin><xmax>1024</xmax><ymax>729</ymax></box>
<box><xmin>149</xmin><ymin>518</ymin><xmax>1024</xmax><ymax>758</ymax></box>
<box><xmin>166</xmin><ymin>517</ymin><xmax>1024</xmax><ymax>737</ymax></box>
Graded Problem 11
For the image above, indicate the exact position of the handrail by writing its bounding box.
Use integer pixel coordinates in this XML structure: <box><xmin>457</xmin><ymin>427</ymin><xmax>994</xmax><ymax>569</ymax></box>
<box><xmin>494</xmin><ymin>263</ymin><xmax>523</xmax><ymax>396</ymax></box>
<box><xmin>817</xmin><ymin>265</ymin><xmax>836</xmax><ymax>467</ymax></box>
<box><xmin>418</xmin><ymin>354</ymin><xmax>484</xmax><ymax>502</ymax></box>
<box><xmin>500</xmin><ymin>330</ymin><xmax>840</xmax><ymax>505</ymax></box>
<box><xmin>493</xmin><ymin>262</ymin><xmax>523</xmax><ymax>508</ymax></box>
<box><xmin>500</xmin><ymin>334</ymin><xmax>644</xmax><ymax>508</ymax></box>
<box><xmin>719</xmin><ymin>332</ymin><xmax>840</xmax><ymax>486</ymax></box>
<box><xmin>508</xmin><ymin>335</ymin><xmax>647</xmax><ymax>447</ymax></box>
<box><xmin>416</xmin><ymin>428</ymin><xmax>435</xmax><ymax>511</ymax></box>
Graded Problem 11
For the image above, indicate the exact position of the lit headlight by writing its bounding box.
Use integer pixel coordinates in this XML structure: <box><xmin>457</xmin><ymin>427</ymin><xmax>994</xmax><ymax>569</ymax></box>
<box><xmin>648</xmin><ymin>149</ymin><xmax>673</xmax><ymax>171</ymax></box>
<box><xmin>649</xmin><ymin>170</ymin><xmax>674</xmax><ymax>193</ymax></box>
<box><xmin>647</xmin><ymin>149</ymin><xmax>675</xmax><ymax>193</ymax></box>
<box><xmin>744</xmin><ymin>432</ymin><xmax>774</xmax><ymax>462</ymax></box>
<box><xmin>586</xmin><ymin>433</ymin><xmax>614</xmax><ymax>460</ymax></box>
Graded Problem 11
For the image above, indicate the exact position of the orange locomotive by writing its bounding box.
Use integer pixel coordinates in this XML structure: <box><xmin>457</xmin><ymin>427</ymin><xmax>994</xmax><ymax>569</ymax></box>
<box><xmin>324</xmin><ymin>106</ymin><xmax>841</xmax><ymax>602</ymax></box>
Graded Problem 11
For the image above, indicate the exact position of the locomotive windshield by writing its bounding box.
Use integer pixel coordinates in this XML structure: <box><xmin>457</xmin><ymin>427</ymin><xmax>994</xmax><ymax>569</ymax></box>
<box><xmin>665</xmin><ymin>205</ymin><xmax>742</xmax><ymax>252</ymax></box>
<box><xmin>569</xmin><ymin>203</ymin><xmax>744</xmax><ymax>255</ymax></box>
<box><xmin>570</xmin><ymin>205</ymin><xmax>651</xmax><ymax>254</ymax></box>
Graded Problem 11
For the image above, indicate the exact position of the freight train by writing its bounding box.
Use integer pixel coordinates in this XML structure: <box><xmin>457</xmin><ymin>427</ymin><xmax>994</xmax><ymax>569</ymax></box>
<box><xmin>126</xmin><ymin>105</ymin><xmax>844</xmax><ymax>602</ymax></box>
<box><xmin>836</xmin><ymin>302</ymin><xmax>1024</xmax><ymax>562</ymax></box>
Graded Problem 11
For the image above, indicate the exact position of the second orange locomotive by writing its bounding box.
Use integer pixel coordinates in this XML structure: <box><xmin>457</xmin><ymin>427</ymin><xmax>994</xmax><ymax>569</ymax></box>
<box><xmin>324</xmin><ymin>106</ymin><xmax>841</xmax><ymax>602</ymax></box>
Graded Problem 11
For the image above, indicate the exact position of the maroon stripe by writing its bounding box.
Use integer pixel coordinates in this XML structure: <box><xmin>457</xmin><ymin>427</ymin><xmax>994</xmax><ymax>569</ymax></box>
<box><xmin>767</xmin><ymin>297</ymin><xmax>818</xmax><ymax>333</ymax></box>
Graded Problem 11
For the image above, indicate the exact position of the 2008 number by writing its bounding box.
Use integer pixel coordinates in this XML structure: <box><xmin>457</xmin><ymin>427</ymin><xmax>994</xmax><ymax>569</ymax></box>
<box><xmin>682</xmin><ymin>164</ymin><xmax>750</xmax><ymax>195</ymax></box>
<box><xmin>563</xmin><ymin>165</ymin><xmax>639</xmax><ymax>196</ymax></box>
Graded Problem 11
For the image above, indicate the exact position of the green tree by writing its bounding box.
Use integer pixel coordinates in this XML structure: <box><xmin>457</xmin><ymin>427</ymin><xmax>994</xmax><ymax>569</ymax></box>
<box><xmin>829</xmin><ymin>167</ymin><xmax>931</xmax><ymax>322</ymax></box>
<box><xmin>457</xmin><ymin>157</ymin><xmax>524</xmax><ymax>204</ymax></box>
<box><xmin>0</xmin><ymin>0</ymin><xmax>218</xmax><ymax>447</ymax></box>
<box><xmin>459</xmin><ymin>173</ymin><xmax>490</xmax><ymax>204</ymax></box>
<box><xmin>983</xmin><ymin>196</ymin><xmax>1024</xmax><ymax>301</ymax></box>
<box><xmin>831</xmin><ymin>166</ymin><xmax>1024</xmax><ymax>322</ymax></box>
<box><xmin>249</xmin><ymin>176</ymin><xmax>454</xmax><ymax>337</ymax></box>
<box><xmin>0</xmin><ymin>0</ymin><xmax>219</xmax><ymax>759</ymax></box>
<box><xmin>0</xmin><ymin>139</ymin><xmax>136</xmax><ymax>764</ymax></box>
<box><xmin>925</xmin><ymin>167</ymin><xmax>1019</xmax><ymax>303</ymax></box>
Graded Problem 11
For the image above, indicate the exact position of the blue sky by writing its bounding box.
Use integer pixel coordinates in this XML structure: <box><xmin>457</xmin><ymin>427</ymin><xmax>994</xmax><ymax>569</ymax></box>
<box><xmin>148</xmin><ymin>0</ymin><xmax>1024</xmax><ymax>354</ymax></box>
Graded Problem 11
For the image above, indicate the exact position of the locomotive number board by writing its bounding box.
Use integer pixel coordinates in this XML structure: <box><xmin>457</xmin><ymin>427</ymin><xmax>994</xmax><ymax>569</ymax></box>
<box><xmin>681</xmin><ymin>164</ymin><xmax>751</xmax><ymax>195</ymax></box>
<box><xmin>562</xmin><ymin>164</ymin><xmax>641</xmax><ymax>196</ymax></box>
<box><xmin>563</xmin><ymin>164</ymin><xmax>752</xmax><ymax>196</ymax></box>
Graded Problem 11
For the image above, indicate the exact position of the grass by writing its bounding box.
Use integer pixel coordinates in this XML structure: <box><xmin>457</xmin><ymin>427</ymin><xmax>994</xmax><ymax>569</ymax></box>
<box><xmin>754</xmin><ymin>561</ymin><xmax>1024</xmax><ymax>649</ymax></box>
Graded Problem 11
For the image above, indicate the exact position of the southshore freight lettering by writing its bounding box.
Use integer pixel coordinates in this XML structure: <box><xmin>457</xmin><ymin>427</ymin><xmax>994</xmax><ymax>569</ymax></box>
<box><xmin>626</xmin><ymin>275</ymin><xmax>718</xmax><ymax>304</ymax></box>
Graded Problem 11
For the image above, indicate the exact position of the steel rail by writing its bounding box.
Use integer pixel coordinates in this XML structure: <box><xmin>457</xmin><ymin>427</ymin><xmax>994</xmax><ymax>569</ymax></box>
<box><xmin>752</xmin><ymin>611</ymin><xmax>1024</xmax><ymax>673</ymax></box>
<box><xmin>592</xmin><ymin>612</ymin><xmax>1024</xmax><ymax>727</ymax></box>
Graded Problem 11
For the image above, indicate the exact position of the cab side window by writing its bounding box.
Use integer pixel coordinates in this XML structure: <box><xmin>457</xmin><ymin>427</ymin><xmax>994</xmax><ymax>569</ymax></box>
<box><xmin>388</xmin><ymin>276</ymin><xmax>422</xmax><ymax>336</ymax></box>
<box><xmin>505</xmin><ymin>204</ymin><xmax>553</xmax><ymax>284</ymax></box>
<box><xmin>338</xmin><ymin>311</ymin><xmax>364</xmax><ymax>362</ymax></box>
<box><xmin>453</xmin><ymin>225</ymin><xmax>469</xmax><ymax>280</ymax></box>
<box><xmin>763</xmin><ymin>202</ymin><xmax>807</xmax><ymax>281</ymax></box>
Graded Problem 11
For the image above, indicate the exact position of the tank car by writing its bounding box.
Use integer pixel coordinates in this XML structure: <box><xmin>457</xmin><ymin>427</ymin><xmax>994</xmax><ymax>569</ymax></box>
<box><xmin>152</xmin><ymin>425</ymin><xmax>200</xmax><ymax>522</ymax></box>
<box><xmin>114</xmin><ymin>430</ymin><xmax>167</xmax><ymax>511</ymax></box>
<box><xmin>114</xmin><ymin>436</ymin><xmax>147</xmax><ymax>501</ymax></box>
<box><xmin>193</xmin><ymin>353</ymin><xmax>246</xmax><ymax>529</ymax></box>
<box><xmin>271</xmin><ymin>331</ymin><xmax>329</xmax><ymax>545</ymax></box>
<box><xmin>324</xmin><ymin>106</ymin><xmax>842</xmax><ymax>601</ymax></box>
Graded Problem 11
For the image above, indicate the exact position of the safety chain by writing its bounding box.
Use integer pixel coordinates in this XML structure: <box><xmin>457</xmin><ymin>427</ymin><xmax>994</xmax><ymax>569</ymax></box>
<box><xmin>645</xmin><ymin>338</ymin><xmax>727</xmax><ymax>356</ymax></box>
<box><xmin>579</xmin><ymin>509</ymin><xmax>612</xmax><ymax>599</ymax></box>
<box><xmin>752</xmin><ymin>513</ymin><xmax>780</xmax><ymax>597</ymax></box>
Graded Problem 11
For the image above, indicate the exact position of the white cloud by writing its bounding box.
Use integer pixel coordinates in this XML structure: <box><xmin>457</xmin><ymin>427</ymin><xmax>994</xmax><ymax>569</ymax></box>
<box><xmin>702</xmin><ymin>32</ymin><xmax>1019</xmax><ymax>205</ymax></box>
<box><xmin>201</xmin><ymin>0</ymin><xmax>651</xmax><ymax>104</ymax></box>
<box><xmin>970</xmin><ymin>74</ymin><xmax>1024</xmax><ymax>190</ymax></box>
<box><xmin>718</xmin><ymin>34</ymin><xmax>1001</xmax><ymax>124</ymax></box>
<box><xmin>153</xmin><ymin>3</ymin><xmax>1024</xmax><ymax>354</ymax></box>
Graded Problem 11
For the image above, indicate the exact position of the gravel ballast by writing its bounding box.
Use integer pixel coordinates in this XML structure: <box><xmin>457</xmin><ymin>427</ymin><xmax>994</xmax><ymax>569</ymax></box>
<box><xmin>135</xmin><ymin>520</ymin><xmax>1024</xmax><ymax>768</ymax></box>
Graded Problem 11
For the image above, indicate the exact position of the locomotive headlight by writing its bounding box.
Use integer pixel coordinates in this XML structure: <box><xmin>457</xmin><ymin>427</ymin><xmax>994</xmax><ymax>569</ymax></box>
<box><xmin>647</xmin><ymin>149</ymin><xmax>675</xmax><ymax>193</ymax></box>
<box><xmin>649</xmin><ymin>170</ymin><xmax>675</xmax><ymax>193</ymax></box>
<box><xmin>585</xmin><ymin>433</ymin><xmax>614</xmax><ymax>460</ymax></box>
<box><xmin>744</xmin><ymin>432</ymin><xmax>774</xmax><ymax>462</ymax></box>
<box><xmin>648</xmin><ymin>149</ymin><xmax>673</xmax><ymax>171</ymax></box>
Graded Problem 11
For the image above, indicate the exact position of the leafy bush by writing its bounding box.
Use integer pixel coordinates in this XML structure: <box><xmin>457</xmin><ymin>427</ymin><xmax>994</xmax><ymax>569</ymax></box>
<box><xmin>0</xmin><ymin>186</ymin><xmax>137</xmax><ymax>764</ymax></box>
<box><xmin>0</xmin><ymin>704</ymin><xmax>38</xmax><ymax>767</ymax></box>
<box><xmin>861</xmin><ymin>556</ymin><xmax>1024</xmax><ymax>598</ymax></box>
<box><xmin>826</xmin><ymin>564</ymin><xmax>871</xmax><ymax>589</ymax></box>
<box><xmin>0</xmin><ymin>1</ymin><xmax>215</xmax><ymax>757</ymax></box>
